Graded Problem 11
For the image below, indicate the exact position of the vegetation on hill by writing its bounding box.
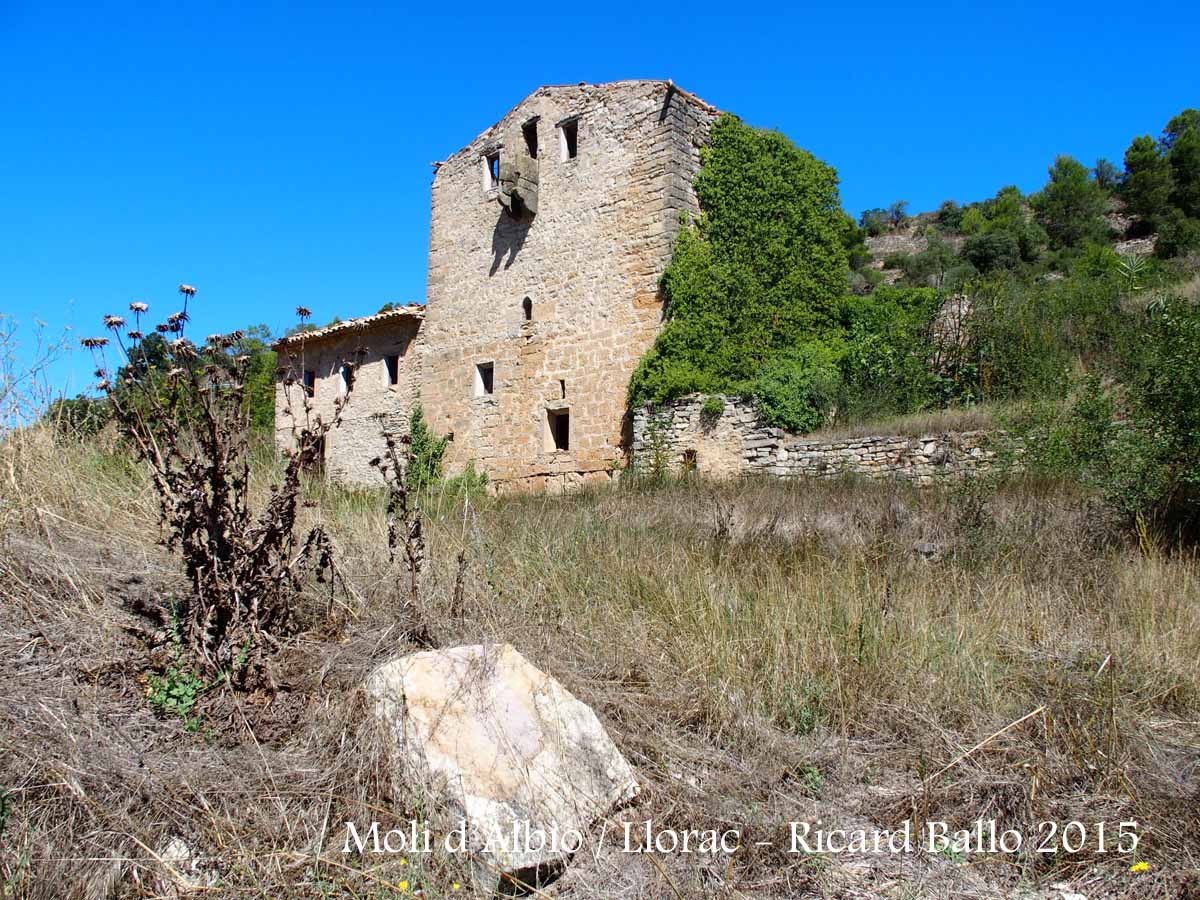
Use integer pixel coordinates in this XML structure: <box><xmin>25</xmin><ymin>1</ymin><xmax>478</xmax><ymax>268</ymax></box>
<box><xmin>631</xmin><ymin>107</ymin><xmax>1200</xmax><ymax>528</ymax></box>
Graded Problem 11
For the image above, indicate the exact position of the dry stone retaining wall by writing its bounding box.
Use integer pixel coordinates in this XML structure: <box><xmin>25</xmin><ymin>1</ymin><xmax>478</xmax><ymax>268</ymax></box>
<box><xmin>632</xmin><ymin>396</ymin><xmax>1003</xmax><ymax>483</ymax></box>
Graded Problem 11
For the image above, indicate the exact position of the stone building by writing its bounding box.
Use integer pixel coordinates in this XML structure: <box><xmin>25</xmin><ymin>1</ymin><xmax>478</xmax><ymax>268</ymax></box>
<box><xmin>275</xmin><ymin>80</ymin><xmax>720</xmax><ymax>490</ymax></box>
<box><xmin>273</xmin><ymin>306</ymin><xmax>424</xmax><ymax>485</ymax></box>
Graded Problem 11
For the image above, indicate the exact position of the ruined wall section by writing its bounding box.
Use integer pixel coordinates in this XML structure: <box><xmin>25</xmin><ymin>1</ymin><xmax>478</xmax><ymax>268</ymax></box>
<box><xmin>274</xmin><ymin>318</ymin><xmax>423</xmax><ymax>485</ymax></box>
<box><xmin>421</xmin><ymin>81</ymin><xmax>718</xmax><ymax>492</ymax></box>
<box><xmin>632</xmin><ymin>396</ymin><xmax>1003</xmax><ymax>483</ymax></box>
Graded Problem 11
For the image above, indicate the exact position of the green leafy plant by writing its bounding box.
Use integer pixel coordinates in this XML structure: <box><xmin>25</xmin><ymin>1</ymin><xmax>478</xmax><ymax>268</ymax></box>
<box><xmin>628</xmin><ymin>113</ymin><xmax>849</xmax><ymax>410</ymax></box>
<box><xmin>700</xmin><ymin>395</ymin><xmax>725</xmax><ymax>420</ymax></box>
<box><xmin>407</xmin><ymin>403</ymin><xmax>449</xmax><ymax>491</ymax></box>
<box><xmin>146</xmin><ymin>662</ymin><xmax>206</xmax><ymax>732</ymax></box>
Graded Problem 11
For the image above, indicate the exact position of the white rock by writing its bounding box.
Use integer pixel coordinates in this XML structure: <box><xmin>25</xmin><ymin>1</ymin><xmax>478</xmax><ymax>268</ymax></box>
<box><xmin>367</xmin><ymin>643</ymin><xmax>638</xmax><ymax>890</ymax></box>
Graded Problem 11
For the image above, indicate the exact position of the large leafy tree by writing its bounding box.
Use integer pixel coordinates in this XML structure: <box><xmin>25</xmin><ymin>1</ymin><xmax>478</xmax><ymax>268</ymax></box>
<box><xmin>628</xmin><ymin>114</ymin><xmax>849</xmax><ymax>410</ymax></box>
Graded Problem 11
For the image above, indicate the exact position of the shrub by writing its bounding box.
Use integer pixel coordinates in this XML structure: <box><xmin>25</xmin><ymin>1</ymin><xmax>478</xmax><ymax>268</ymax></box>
<box><xmin>407</xmin><ymin>403</ymin><xmax>449</xmax><ymax>491</ymax></box>
<box><xmin>962</xmin><ymin>230</ymin><xmax>1021</xmax><ymax>272</ymax></box>
<box><xmin>1154</xmin><ymin>209</ymin><xmax>1200</xmax><ymax>259</ymax></box>
<box><xmin>746</xmin><ymin>342</ymin><xmax>841</xmax><ymax>433</ymax></box>
<box><xmin>936</xmin><ymin>200</ymin><xmax>964</xmax><ymax>231</ymax></box>
<box><xmin>701</xmin><ymin>395</ymin><xmax>725</xmax><ymax>419</ymax></box>
<box><xmin>1013</xmin><ymin>298</ymin><xmax>1200</xmax><ymax>529</ymax></box>
<box><xmin>837</xmin><ymin>286</ymin><xmax>940</xmax><ymax>419</ymax></box>
<box><xmin>859</xmin><ymin>208</ymin><xmax>890</xmax><ymax>236</ymax></box>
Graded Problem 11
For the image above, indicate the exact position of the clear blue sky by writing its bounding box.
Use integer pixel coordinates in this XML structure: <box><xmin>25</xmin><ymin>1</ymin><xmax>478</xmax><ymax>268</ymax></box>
<box><xmin>2</xmin><ymin>2</ymin><xmax>1197</xmax><ymax>396</ymax></box>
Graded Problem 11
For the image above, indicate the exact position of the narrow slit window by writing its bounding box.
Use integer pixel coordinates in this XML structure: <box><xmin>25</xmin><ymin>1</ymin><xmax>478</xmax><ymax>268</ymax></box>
<box><xmin>559</xmin><ymin>119</ymin><xmax>578</xmax><ymax>160</ymax></box>
<box><xmin>340</xmin><ymin>363</ymin><xmax>355</xmax><ymax>396</ymax></box>
<box><xmin>483</xmin><ymin>151</ymin><xmax>500</xmax><ymax>191</ymax></box>
<box><xmin>522</xmin><ymin>296</ymin><xmax>532</xmax><ymax>322</ymax></box>
<box><xmin>384</xmin><ymin>354</ymin><xmax>399</xmax><ymax>386</ymax></box>
<box><xmin>559</xmin><ymin>379</ymin><xmax>566</xmax><ymax>399</ymax></box>
<box><xmin>475</xmin><ymin>361</ymin><xmax>495</xmax><ymax>396</ymax></box>
<box><xmin>523</xmin><ymin>119</ymin><xmax>539</xmax><ymax>159</ymax></box>
<box><xmin>302</xmin><ymin>370</ymin><xmax>316</xmax><ymax>398</ymax></box>
<box><xmin>547</xmin><ymin>408</ymin><xmax>570</xmax><ymax>452</ymax></box>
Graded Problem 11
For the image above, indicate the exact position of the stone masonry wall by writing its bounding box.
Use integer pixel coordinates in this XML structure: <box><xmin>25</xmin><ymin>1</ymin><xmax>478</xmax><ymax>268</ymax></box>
<box><xmin>420</xmin><ymin>81</ymin><xmax>719</xmax><ymax>493</ymax></box>
<box><xmin>274</xmin><ymin>313</ymin><xmax>423</xmax><ymax>486</ymax></box>
<box><xmin>632</xmin><ymin>396</ymin><xmax>1002</xmax><ymax>483</ymax></box>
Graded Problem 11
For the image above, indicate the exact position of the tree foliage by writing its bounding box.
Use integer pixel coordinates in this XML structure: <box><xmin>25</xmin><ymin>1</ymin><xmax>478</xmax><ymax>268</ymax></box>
<box><xmin>1031</xmin><ymin>155</ymin><xmax>1109</xmax><ymax>249</ymax></box>
<box><xmin>628</xmin><ymin>113</ymin><xmax>849</xmax><ymax>425</ymax></box>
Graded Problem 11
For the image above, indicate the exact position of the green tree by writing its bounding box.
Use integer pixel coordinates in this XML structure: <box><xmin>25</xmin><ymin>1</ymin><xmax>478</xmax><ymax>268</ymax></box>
<box><xmin>1093</xmin><ymin>158</ymin><xmax>1121</xmax><ymax>191</ymax></box>
<box><xmin>629</xmin><ymin>114</ymin><xmax>848</xmax><ymax>408</ymax></box>
<box><xmin>1122</xmin><ymin>135</ymin><xmax>1174</xmax><ymax>227</ymax></box>
<box><xmin>1166</xmin><ymin>125</ymin><xmax>1200</xmax><ymax>219</ymax></box>
<box><xmin>859</xmin><ymin>208</ymin><xmax>890</xmax><ymax>237</ymax></box>
<box><xmin>888</xmin><ymin>200</ymin><xmax>910</xmax><ymax>229</ymax></box>
<box><xmin>962</xmin><ymin>230</ymin><xmax>1020</xmax><ymax>273</ymax></box>
<box><xmin>1031</xmin><ymin>155</ymin><xmax>1109</xmax><ymax>249</ymax></box>
<box><xmin>1161</xmin><ymin>109</ymin><xmax>1200</xmax><ymax>151</ymax></box>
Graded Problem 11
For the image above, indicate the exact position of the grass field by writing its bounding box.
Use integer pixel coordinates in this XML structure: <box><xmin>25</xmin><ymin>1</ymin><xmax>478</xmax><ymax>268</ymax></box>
<box><xmin>2</xmin><ymin>426</ymin><xmax>1199</xmax><ymax>898</ymax></box>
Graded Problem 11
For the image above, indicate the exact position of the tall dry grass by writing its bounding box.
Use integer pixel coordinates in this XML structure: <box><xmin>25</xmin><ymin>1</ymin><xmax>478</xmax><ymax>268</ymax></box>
<box><xmin>3</xmin><ymin>425</ymin><xmax>1200</xmax><ymax>897</ymax></box>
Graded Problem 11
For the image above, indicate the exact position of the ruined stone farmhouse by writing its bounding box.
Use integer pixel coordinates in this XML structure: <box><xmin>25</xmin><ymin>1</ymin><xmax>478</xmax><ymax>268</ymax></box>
<box><xmin>275</xmin><ymin>80</ymin><xmax>719</xmax><ymax>490</ymax></box>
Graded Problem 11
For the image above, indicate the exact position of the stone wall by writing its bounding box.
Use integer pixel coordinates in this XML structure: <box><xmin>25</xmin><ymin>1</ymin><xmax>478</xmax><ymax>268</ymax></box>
<box><xmin>420</xmin><ymin>81</ymin><xmax>719</xmax><ymax>493</ymax></box>
<box><xmin>631</xmin><ymin>396</ymin><xmax>1002</xmax><ymax>483</ymax></box>
<box><xmin>274</xmin><ymin>309</ymin><xmax>424</xmax><ymax>486</ymax></box>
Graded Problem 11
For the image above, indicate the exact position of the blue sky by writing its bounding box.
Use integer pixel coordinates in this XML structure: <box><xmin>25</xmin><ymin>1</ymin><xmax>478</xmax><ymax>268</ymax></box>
<box><xmin>2</xmin><ymin>2</ymin><xmax>1198</xmax><ymax>395</ymax></box>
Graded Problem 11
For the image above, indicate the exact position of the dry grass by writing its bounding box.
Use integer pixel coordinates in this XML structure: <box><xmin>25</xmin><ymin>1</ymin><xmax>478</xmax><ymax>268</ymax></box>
<box><xmin>805</xmin><ymin>404</ymin><xmax>1005</xmax><ymax>441</ymax></box>
<box><xmin>3</xmin><ymin>425</ymin><xmax>1200</xmax><ymax>898</ymax></box>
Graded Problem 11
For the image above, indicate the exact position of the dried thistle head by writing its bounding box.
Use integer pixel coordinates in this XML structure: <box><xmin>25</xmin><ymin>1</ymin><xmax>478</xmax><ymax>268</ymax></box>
<box><xmin>127</xmin><ymin>330</ymin><xmax>144</xmax><ymax>341</ymax></box>
<box><xmin>129</xmin><ymin>301</ymin><xmax>149</xmax><ymax>314</ymax></box>
<box><xmin>103</xmin><ymin>315</ymin><xmax>125</xmax><ymax>330</ymax></box>
<box><xmin>206</xmin><ymin>334</ymin><xmax>223</xmax><ymax>346</ymax></box>
<box><xmin>170</xmin><ymin>338</ymin><xmax>196</xmax><ymax>358</ymax></box>
<box><xmin>167</xmin><ymin>310</ymin><xmax>190</xmax><ymax>326</ymax></box>
<box><xmin>80</xmin><ymin>337</ymin><xmax>109</xmax><ymax>349</ymax></box>
<box><xmin>155</xmin><ymin>323</ymin><xmax>171</xmax><ymax>333</ymax></box>
<box><xmin>178</xmin><ymin>283</ymin><xmax>197</xmax><ymax>297</ymax></box>
<box><xmin>295</xmin><ymin>306</ymin><xmax>312</xmax><ymax>320</ymax></box>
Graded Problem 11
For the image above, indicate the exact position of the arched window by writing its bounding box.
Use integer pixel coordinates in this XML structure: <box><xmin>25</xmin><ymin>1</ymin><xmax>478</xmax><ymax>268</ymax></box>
<box><xmin>522</xmin><ymin>296</ymin><xmax>532</xmax><ymax>322</ymax></box>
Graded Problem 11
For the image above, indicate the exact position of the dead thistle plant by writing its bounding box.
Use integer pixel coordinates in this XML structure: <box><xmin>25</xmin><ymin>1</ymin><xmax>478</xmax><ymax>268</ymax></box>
<box><xmin>369</xmin><ymin>428</ymin><xmax>436</xmax><ymax>647</ymax></box>
<box><xmin>83</xmin><ymin>289</ymin><xmax>353</xmax><ymax>684</ymax></box>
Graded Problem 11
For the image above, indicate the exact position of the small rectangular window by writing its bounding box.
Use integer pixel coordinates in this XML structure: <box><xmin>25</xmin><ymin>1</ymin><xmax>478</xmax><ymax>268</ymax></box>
<box><xmin>523</xmin><ymin>119</ymin><xmax>539</xmax><ymax>159</ymax></box>
<box><xmin>559</xmin><ymin>119</ymin><xmax>578</xmax><ymax>160</ymax></box>
<box><xmin>340</xmin><ymin>363</ymin><xmax>355</xmax><ymax>396</ymax></box>
<box><xmin>547</xmin><ymin>408</ymin><xmax>569</xmax><ymax>451</ymax></box>
<box><xmin>475</xmin><ymin>361</ymin><xmax>495</xmax><ymax>396</ymax></box>
<box><xmin>384</xmin><ymin>354</ymin><xmax>399</xmax><ymax>386</ymax></box>
<box><xmin>302</xmin><ymin>370</ymin><xmax>315</xmax><ymax>398</ymax></box>
<box><xmin>483</xmin><ymin>150</ymin><xmax>500</xmax><ymax>191</ymax></box>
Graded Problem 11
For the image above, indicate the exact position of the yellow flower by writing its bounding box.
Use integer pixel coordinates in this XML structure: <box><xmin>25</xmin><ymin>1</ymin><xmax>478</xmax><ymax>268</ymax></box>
<box><xmin>1130</xmin><ymin>861</ymin><xmax>1150</xmax><ymax>873</ymax></box>
<box><xmin>398</xmin><ymin>880</ymin><xmax>409</xmax><ymax>891</ymax></box>
<box><xmin>400</xmin><ymin>859</ymin><xmax>407</xmax><ymax>866</ymax></box>
<box><xmin>452</xmin><ymin>883</ymin><xmax>461</xmax><ymax>891</ymax></box>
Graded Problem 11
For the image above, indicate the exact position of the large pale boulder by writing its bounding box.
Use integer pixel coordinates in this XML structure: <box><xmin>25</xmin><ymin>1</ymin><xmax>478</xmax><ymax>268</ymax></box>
<box><xmin>366</xmin><ymin>643</ymin><xmax>637</xmax><ymax>890</ymax></box>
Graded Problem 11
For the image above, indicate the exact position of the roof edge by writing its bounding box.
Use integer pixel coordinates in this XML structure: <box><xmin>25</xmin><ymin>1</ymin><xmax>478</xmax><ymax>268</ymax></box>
<box><xmin>273</xmin><ymin>304</ymin><xmax>424</xmax><ymax>349</ymax></box>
